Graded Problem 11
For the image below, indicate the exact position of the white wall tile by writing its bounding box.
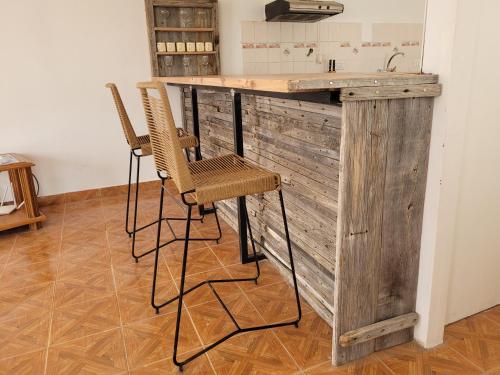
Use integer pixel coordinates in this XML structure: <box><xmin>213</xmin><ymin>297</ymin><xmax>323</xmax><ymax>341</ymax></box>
<box><xmin>319</xmin><ymin>22</ymin><xmax>330</xmax><ymax>42</ymax></box>
<box><xmin>267</xmin><ymin>23</ymin><xmax>281</xmax><ymax>43</ymax></box>
<box><xmin>280</xmin><ymin>43</ymin><xmax>294</xmax><ymax>62</ymax></box>
<box><xmin>253</xmin><ymin>46</ymin><xmax>268</xmax><ymax>63</ymax></box>
<box><xmin>242</xmin><ymin>48</ymin><xmax>256</xmax><ymax>63</ymax></box>
<box><xmin>305</xmin><ymin>24</ymin><xmax>318</xmax><ymax>42</ymax></box>
<box><xmin>268</xmin><ymin>47</ymin><xmax>281</xmax><ymax>63</ymax></box>
<box><xmin>293</xmin><ymin>61</ymin><xmax>307</xmax><ymax>73</ymax></box>
<box><xmin>268</xmin><ymin>62</ymin><xmax>281</xmax><ymax>74</ymax></box>
<box><xmin>241</xmin><ymin>21</ymin><xmax>255</xmax><ymax>43</ymax></box>
<box><xmin>280</xmin><ymin>61</ymin><xmax>293</xmax><ymax>73</ymax></box>
<box><xmin>254</xmin><ymin>22</ymin><xmax>268</xmax><ymax>43</ymax></box>
<box><xmin>292</xmin><ymin>23</ymin><xmax>306</xmax><ymax>42</ymax></box>
<box><xmin>281</xmin><ymin>23</ymin><xmax>294</xmax><ymax>42</ymax></box>
<box><xmin>243</xmin><ymin>62</ymin><xmax>256</xmax><ymax>74</ymax></box>
<box><xmin>254</xmin><ymin>62</ymin><xmax>269</xmax><ymax>74</ymax></box>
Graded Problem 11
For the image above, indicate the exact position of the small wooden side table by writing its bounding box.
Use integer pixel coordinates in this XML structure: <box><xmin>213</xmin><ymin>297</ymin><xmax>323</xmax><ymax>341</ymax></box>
<box><xmin>0</xmin><ymin>153</ymin><xmax>46</xmax><ymax>232</ymax></box>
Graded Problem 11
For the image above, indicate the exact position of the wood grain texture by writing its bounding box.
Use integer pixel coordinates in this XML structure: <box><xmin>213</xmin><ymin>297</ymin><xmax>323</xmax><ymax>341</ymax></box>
<box><xmin>333</xmin><ymin>97</ymin><xmax>434</xmax><ymax>364</ymax></box>
<box><xmin>182</xmin><ymin>88</ymin><xmax>339</xmax><ymax>320</ymax></box>
<box><xmin>157</xmin><ymin>73</ymin><xmax>439</xmax><ymax>93</ymax></box>
<box><xmin>340</xmin><ymin>312</ymin><xmax>419</xmax><ymax>347</ymax></box>
<box><xmin>340</xmin><ymin>84</ymin><xmax>442</xmax><ymax>102</ymax></box>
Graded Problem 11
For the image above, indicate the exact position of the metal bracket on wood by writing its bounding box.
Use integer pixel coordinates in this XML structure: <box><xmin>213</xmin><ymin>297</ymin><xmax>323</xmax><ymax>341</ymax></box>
<box><xmin>339</xmin><ymin>312</ymin><xmax>419</xmax><ymax>348</ymax></box>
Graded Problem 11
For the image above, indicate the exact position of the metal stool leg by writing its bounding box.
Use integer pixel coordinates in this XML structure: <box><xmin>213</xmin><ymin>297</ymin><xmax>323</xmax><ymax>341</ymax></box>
<box><xmin>173</xmin><ymin>204</ymin><xmax>193</xmax><ymax>371</ymax></box>
<box><xmin>125</xmin><ymin>151</ymin><xmax>134</xmax><ymax>237</ymax></box>
<box><xmin>244</xmin><ymin>204</ymin><xmax>261</xmax><ymax>283</ymax></box>
<box><xmin>279</xmin><ymin>189</ymin><xmax>302</xmax><ymax>326</ymax></box>
<box><xmin>151</xmin><ymin>178</ymin><xmax>167</xmax><ymax>314</ymax></box>
<box><xmin>131</xmin><ymin>154</ymin><xmax>141</xmax><ymax>263</ymax></box>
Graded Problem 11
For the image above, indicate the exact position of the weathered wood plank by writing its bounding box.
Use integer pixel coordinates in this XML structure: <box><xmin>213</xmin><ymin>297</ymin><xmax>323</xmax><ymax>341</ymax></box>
<box><xmin>333</xmin><ymin>100</ymin><xmax>389</xmax><ymax>365</ymax></box>
<box><xmin>374</xmin><ymin>97</ymin><xmax>434</xmax><ymax>351</ymax></box>
<box><xmin>340</xmin><ymin>84</ymin><xmax>442</xmax><ymax>102</ymax></box>
<box><xmin>340</xmin><ymin>313</ymin><xmax>419</xmax><ymax>347</ymax></box>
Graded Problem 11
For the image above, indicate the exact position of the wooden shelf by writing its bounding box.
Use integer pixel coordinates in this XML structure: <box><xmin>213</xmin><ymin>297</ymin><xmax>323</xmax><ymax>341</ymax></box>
<box><xmin>156</xmin><ymin>51</ymin><xmax>217</xmax><ymax>56</ymax></box>
<box><xmin>154</xmin><ymin>27</ymin><xmax>215</xmax><ymax>32</ymax></box>
<box><xmin>0</xmin><ymin>209</ymin><xmax>46</xmax><ymax>232</ymax></box>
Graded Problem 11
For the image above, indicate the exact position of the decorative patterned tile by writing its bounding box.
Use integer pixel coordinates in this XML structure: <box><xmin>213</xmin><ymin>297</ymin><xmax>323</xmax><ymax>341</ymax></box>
<box><xmin>47</xmin><ymin>328</ymin><xmax>128</xmax><ymax>374</ymax></box>
<box><xmin>54</xmin><ymin>269</ymin><xmax>115</xmax><ymax>308</ymax></box>
<box><xmin>112</xmin><ymin>258</ymin><xmax>172</xmax><ymax>291</ymax></box>
<box><xmin>226</xmin><ymin>260</ymin><xmax>285</xmax><ymax>291</ymax></box>
<box><xmin>188</xmin><ymin>293</ymin><xmax>264</xmax><ymax>345</ymax></box>
<box><xmin>129</xmin><ymin>354</ymin><xmax>215</xmax><ymax>374</ymax></box>
<box><xmin>123</xmin><ymin>311</ymin><xmax>202</xmax><ymax>370</ymax></box>
<box><xmin>275</xmin><ymin>312</ymin><xmax>333</xmax><ymax>369</ymax></box>
<box><xmin>209</xmin><ymin>241</ymin><xmax>241</xmax><ymax>266</ymax></box>
<box><xmin>444</xmin><ymin>313</ymin><xmax>500</xmax><ymax>371</ymax></box>
<box><xmin>0</xmin><ymin>259</ymin><xmax>58</xmax><ymax>290</ymax></box>
<box><xmin>117</xmin><ymin>281</ymin><xmax>179</xmax><ymax>323</ymax></box>
<box><xmin>483</xmin><ymin>306</ymin><xmax>500</xmax><ymax>326</ymax></box>
<box><xmin>173</xmin><ymin>268</ymin><xmax>240</xmax><ymax>308</ymax></box>
<box><xmin>305</xmin><ymin>355</ymin><xmax>392</xmax><ymax>374</ymax></box>
<box><xmin>0</xmin><ymin>311</ymin><xmax>51</xmax><ymax>359</ymax></box>
<box><xmin>0</xmin><ymin>349</ymin><xmax>46</xmax><ymax>375</ymax></box>
<box><xmin>208</xmin><ymin>331</ymin><xmax>299</xmax><ymax>374</ymax></box>
<box><xmin>245</xmin><ymin>282</ymin><xmax>309</xmax><ymax>324</ymax></box>
<box><xmin>0</xmin><ymin>282</ymin><xmax>53</xmax><ymax>322</ymax></box>
<box><xmin>377</xmin><ymin>341</ymin><xmax>482</xmax><ymax>375</ymax></box>
<box><xmin>164</xmin><ymin>247</ymin><xmax>223</xmax><ymax>280</ymax></box>
<box><xmin>62</xmin><ymin>228</ymin><xmax>108</xmax><ymax>248</ymax></box>
<box><xmin>7</xmin><ymin>242</ymin><xmax>60</xmax><ymax>266</ymax></box>
<box><xmin>51</xmin><ymin>295</ymin><xmax>121</xmax><ymax>344</ymax></box>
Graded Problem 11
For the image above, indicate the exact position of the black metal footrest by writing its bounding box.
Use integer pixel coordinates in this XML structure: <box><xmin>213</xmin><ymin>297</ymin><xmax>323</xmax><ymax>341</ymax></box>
<box><xmin>170</xmin><ymin>277</ymin><xmax>301</xmax><ymax>369</ymax></box>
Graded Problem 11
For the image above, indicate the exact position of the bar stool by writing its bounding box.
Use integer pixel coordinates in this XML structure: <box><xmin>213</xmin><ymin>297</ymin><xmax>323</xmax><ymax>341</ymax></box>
<box><xmin>106</xmin><ymin>83</ymin><xmax>221</xmax><ymax>262</ymax></box>
<box><xmin>138</xmin><ymin>81</ymin><xmax>302</xmax><ymax>371</ymax></box>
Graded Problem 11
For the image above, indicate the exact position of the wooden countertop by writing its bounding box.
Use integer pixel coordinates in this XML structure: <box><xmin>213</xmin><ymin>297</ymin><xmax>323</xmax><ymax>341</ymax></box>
<box><xmin>154</xmin><ymin>73</ymin><xmax>439</xmax><ymax>93</ymax></box>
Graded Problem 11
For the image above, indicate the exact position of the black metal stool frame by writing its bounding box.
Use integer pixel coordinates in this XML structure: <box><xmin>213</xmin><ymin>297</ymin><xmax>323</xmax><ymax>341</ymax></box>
<box><xmin>150</xmin><ymin>176</ymin><xmax>302</xmax><ymax>371</ymax></box>
<box><xmin>124</xmin><ymin>148</ymin><xmax>222</xmax><ymax>263</ymax></box>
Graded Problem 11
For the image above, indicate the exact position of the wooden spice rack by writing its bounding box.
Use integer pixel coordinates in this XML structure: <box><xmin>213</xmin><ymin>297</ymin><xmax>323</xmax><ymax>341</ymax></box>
<box><xmin>145</xmin><ymin>0</ymin><xmax>220</xmax><ymax>77</ymax></box>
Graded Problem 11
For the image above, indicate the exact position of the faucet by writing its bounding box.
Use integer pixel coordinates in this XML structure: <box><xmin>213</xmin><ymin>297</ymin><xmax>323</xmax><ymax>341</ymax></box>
<box><xmin>385</xmin><ymin>52</ymin><xmax>405</xmax><ymax>72</ymax></box>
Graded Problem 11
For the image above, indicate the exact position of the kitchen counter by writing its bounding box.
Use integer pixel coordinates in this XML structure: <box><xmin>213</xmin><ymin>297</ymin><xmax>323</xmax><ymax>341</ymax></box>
<box><xmin>156</xmin><ymin>73</ymin><xmax>441</xmax><ymax>365</ymax></box>
<box><xmin>155</xmin><ymin>72</ymin><xmax>439</xmax><ymax>92</ymax></box>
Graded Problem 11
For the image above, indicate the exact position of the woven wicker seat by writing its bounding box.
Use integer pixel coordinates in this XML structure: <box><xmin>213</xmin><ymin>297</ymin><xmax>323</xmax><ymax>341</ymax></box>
<box><xmin>137</xmin><ymin>81</ymin><xmax>301</xmax><ymax>371</ymax></box>
<box><xmin>105</xmin><ymin>82</ymin><xmax>208</xmax><ymax>263</ymax></box>
<box><xmin>189</xmin><ymin>154</ymin><xmax>280</xmax><ymax>204</ymax></box>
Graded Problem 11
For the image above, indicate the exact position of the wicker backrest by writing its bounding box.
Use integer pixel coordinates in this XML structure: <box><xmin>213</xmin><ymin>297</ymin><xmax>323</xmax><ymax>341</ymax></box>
<box><xmin>105</xmin><ymin>83</ymin><xmax>140</xmax><ymax>149</ymax></box>
<box><xmin>137</xmin><ymin>82</ymin><xmax>194</xmax><ymax>194</ymax></box>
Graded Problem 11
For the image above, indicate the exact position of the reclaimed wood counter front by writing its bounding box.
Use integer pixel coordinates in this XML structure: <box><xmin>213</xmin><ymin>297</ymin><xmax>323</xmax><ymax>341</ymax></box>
<box><xmin>155</xmin><ymin>73</ymin><xmax>441</xmax><ymax>365</ymax></box>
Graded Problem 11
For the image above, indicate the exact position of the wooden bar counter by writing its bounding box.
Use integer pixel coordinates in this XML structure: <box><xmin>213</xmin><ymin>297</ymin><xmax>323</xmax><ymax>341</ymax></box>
<box><xmin>155</xmin><ymin>73</ymin><xmax>441</xmax><ymax>365</ymax></box>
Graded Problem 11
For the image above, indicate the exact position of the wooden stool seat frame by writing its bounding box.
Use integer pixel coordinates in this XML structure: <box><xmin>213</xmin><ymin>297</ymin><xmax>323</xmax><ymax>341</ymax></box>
<box><xmin>106</xmin><ymin>83</ymin><xmax>222</xmax><ymax>262</ymax></box>
<box><xmin>138</xmin><ymin>81</ymin><xmax>302</xmax><ymax>371</ymax></box>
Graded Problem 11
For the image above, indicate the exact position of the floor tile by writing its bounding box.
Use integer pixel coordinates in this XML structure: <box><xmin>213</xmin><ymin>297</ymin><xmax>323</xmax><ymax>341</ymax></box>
<box><xmin>62</xmin><ymin>228</ymin><xmax>108</xmax><ymax>248</ymax></box>
<box><xmin>164</xmin><ymin>247</ymin><xmax>223</xmax><ymax>280</ymax></box>
<box><xmin>209</xmin><ymin>241</ymin><xmax>241</xmax><ymax>267</ymax></box>
<box><xmin>188</xmin><ymin>293</ymin><xmax>264</xmax><ymax>346</ymax></box>
<box><xmin>377</xmin><ymin>341</ymin><xmax>483</xmax><ymax>375</ymax></box>
<box><xmin>444</xmin><ymin>313</ymin><xmax>500</xmax><ymax>371</ymax></box>
<box><xmin>275</xmin><ymin>311</ymin><xmax>332</xmax><ymax>369</ymax></box>
<box><xmin>226</xmin><ymin>260</ymin><xmax>285</xmax><ymax>291</ymax></box>
<box><xmin>0</xmin><ymin>311</ymin><xmax>51</xmax><ymax>360</ymax></box>
<box><xmin>123</xmin><ymin>310</ymin><xmax>202</xmax><ymax>370</ymax></box>
<box><xmin>7</xmin><ymin>242</ymin><xmax>60</xmax><ymax>266</ymax></box>
<box><xmin>245</xmin><ymin>281</ymin><xmax>310</xmax><ymax>324</ymax></box>
<box><xmin>198</xmin><ymin>224</ymin><xmax>239</xmax><ymax>246</ymax></box>
<box><xmin>305</xmin><ymin>355</ymin><xmax>392</xmax><ymax>374</ymax></box>
<box><xmin>129</xmin><ymin>354</ymin><xmax>215</xmax><ymax>374</ymax></box>
<box><xmin>54</xmin><ymin>269</ymin><xmax>115</xmax><ymax>308</ymax></box>
<box><xmin>58</xmin><ymin>246</ymin><xmax>111</xmax><ymax>279</ymax></box>
<box><xmin>0</xmin><ymin>349</ymin><xmax>46</xmax><ymax>375</ymax></box>
<box><xmin>46</xmin><ymin>328</ymin><xmax>128</xmax><ymax>374</ymax></box>
<box><xmin>51</xmin><ymin>295</ymin><xmax>121</xmax><ymax>345</ymax></box>
<box><xmin>113</xmin><ymin>258</ymin><xmax>172</xmax><ymax>291</ymax></box>
<box><xmin>484</xmin><ymin>306</ymin><xmax>500</xmax><ymax>326</ymax></box>
<box><xmin>117</xmin><ymin>281</ymin><xmax>179</xmax><ymax>323</ymax></box>
<box><xmin>173</xmin><ymin>267</ymin><xmax>240</xmax><ymax>308</ymax></box>
<box><xmin>0</xmin><ymin>259</ymin><xmax>58</xmax><ymax>290</ymax></box>
<box><xmin>208</xmin><ymin>331</ymin><xmax>299</xmax><ymax>374</ymax></box>
<box><xmin>0</xmin><ymin>282</ymin><xmax>53</xmax><ymax>322</ymax></box>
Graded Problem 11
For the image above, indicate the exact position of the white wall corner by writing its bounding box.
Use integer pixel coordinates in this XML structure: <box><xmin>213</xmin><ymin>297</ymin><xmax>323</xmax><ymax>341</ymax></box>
<box><xmin>414</xmin><ymin>0</ymin><xmax>461</xmax><ymax>348</ymax></box>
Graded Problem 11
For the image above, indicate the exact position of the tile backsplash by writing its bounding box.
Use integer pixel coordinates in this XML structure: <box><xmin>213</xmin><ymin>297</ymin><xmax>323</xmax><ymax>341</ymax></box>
<box><xmin>241</xmin><ymin>21</ymin><xmax>423</xmax><ymax>74</ymax></box>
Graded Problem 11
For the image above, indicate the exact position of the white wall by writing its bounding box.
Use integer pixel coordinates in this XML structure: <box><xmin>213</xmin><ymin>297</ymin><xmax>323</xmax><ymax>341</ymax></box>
<box><xmin>0</xmin><ymin>0</ymin><xmax>425</xmax><ymax>197</ymax></box>
<box><xmin>415</xmin><ymin>0</ymin><xmax>500</xmax><ymax>347</ymax></box>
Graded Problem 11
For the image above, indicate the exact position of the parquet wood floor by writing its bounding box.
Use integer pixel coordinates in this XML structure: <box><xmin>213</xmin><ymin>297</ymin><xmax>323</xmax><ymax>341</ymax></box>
<box><xmin>0</xmin><ymin>181</ymin><xmax>499</xmax><ymax>374</ymax></box>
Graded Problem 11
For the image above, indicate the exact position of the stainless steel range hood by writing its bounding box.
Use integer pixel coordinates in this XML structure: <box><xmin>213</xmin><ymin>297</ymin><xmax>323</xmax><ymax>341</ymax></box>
<box><xmin>266</xmin><ymin>0</ymin><xmax>344</xmax><ymax>22</ymax></box>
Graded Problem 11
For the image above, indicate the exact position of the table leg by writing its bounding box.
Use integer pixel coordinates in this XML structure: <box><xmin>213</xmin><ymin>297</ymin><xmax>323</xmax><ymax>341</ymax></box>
<box><xmin>230</xmin><ymin>90</ymin><xmax>265</xmax><ymax>264</ymax></box>
<box><xmin>19</xmin><ymin>167</ymin><xmax>41</xmax><ymax>230</ymax></box>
